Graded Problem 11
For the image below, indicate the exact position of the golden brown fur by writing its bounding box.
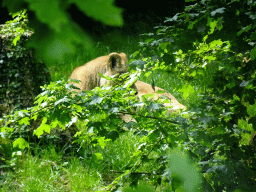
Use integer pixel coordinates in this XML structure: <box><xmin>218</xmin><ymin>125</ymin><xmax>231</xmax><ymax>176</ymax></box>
<box><xmin>70</xmin><ymin>52</ymin><xmax>128</xmax><ymax>91</ymax></box>
<box><xmin>69</xmin><ymin>52</ymin><xmax>186</xmax><ymax>122</ymax></box>
<box><xmin>121</xmin><ymin>81</ymin><xmax>186</xmax><ymax>122</ymax></box>
<box><xmin>135</xmin><ymin>80</ymin><xmax>186</xmax><ymax>110</ymax></box>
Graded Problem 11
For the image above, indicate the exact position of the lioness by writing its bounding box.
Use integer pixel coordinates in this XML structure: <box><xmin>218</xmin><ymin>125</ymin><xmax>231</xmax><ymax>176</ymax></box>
<box><xmin>135</xmin><ymin>80</ymin><xmax>186</xmax><ymax>110</ymax></box>
<box><xmin>70</xmin><ymin>52</ymin><xmax>128</xmax><ymax>91</ymax></box>
<box><xmin>70</xmin><ymin>52</ymin><xmax>186</xmax><ymax>121</ymax></box>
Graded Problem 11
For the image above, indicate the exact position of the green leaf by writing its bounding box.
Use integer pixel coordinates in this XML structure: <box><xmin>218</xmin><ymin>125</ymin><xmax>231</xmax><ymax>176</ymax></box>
<box><xmin>66</xmin><ymin>116</ymin><xmax>78</xmax><ymax>128</ymax></box>
<box><xmin>239</xmin><ymin>81</ymin><xmax>250</xmax><ymax>87</ymax></box>
<box><xmin>167</xmin><ymin>148</ymin><xmax>201</xmax><ymax>191</ymax></box>
<box><xmin>251</xmin><ymin>46</ymin><xmax>256</xmax><ymax>60</ymax></box>
<box><xmin>19</xmin><ymin>117</ymin><xmax>30</xmax><ymax>125</ymax></box>
<box><xmin>106</xmin><ymin>131</ymin><xmax>119</xmax><ymax>141</ymax></box>
<box><xmin>26</xmin><ymin>24</ymin><xmax>93</xmax><ymax>65</ymax></box>
<box><xmin>129</xmin><ymin>60</ymin><xmax>147</xmax><ymax>70</ymax></box>
<box><xmin>148</xmin><ymin>103</ymin><xmax>163</xmax><ymax>111</ymax></box>
<box><xmin>92</xmin><ymin>152</ymin><xmax>103</xmax><ymax>162</ymax></box>
<box><xmin>237</xmin><ymin>25</ymin><xmax>252</xmax><ymax>36</ymax></box>
<box><xmin>54</xmin><ymin>96</ymin><xmax>70</xmax><ymax>106</ymax></box>
<box><xmin>71</xmin><ymin>0</ymin><xmax>123</xmax><ymax>26</ymax></box>
<box><xmin>13</xmin><ymin>35</ymin><xmax>21</xmax><ymax>46</ymax></box>
<box><xmin>50</xmin><ymin>119</ymin><xmax>65</xmax><ymax>129</ymax></box>
<box><xmin>207</xmin><ymin>18</ymin><xmax>218</xmax><ymax>34</ymax></box>
<box><xmin>89</xmin><ymin>95</ymin><xmax>104</xmax><ymax>105</ymax></box>
<box><xmin>34</xmin><ymin>123</ymin><xmax>51</xmax><ymax>138</ymax></box>
<box><xmin>179</xmin><ymin>84</ymin><xmax>194</xmax><ymax>99</ymax></box>
<box><xmin>13</xmin><ymin>138</ymin><xmax>29</xmax><ymax>150</ymax></box>
<box><xmin>210</xmin><ymin>7</ymin><xmax>225</xmax><ymax>16</ymax></box>
<box><xmin>97</xmin><ymin>137</ymin><xmax>111</xmax><ymax>149</ymax></box>
<box><xmin>123</xmin><ymin>72</ymin><xmax>139</xmax><ymax>89</ymax></box>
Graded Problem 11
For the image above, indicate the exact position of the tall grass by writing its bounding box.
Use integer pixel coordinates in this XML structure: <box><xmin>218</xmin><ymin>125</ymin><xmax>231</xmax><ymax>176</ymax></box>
<box><xmin>1</xmin><ymin>147</ymin><xmax>101</xmax><ymax>191</ymax></box>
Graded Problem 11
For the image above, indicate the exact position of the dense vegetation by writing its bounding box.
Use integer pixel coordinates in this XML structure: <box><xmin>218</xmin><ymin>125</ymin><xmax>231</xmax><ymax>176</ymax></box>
<box><xmin>1</xmin><ymin>0</ymin><xmax>256</xmax><ymax>191</ymax></box>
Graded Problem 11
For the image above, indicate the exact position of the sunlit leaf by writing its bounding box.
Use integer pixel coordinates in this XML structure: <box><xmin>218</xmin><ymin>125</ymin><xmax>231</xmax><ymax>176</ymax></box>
<box><xmin>92</xmin><ymin>152</ymin><xmax>103</xmax><ymax>162</ymax></box>
<box><xmin>13</xmin><ymin>138</ymin><xmax>29</xmax><ymax>150</ymax></box>
<box><xmin>19</xmin><ymin>117</ymin><xmax>30</xmax><ymax>125</ymax></box>
<box><xmin>71</xmin><ymin>0</ymin><xmax>123</xmax><ymax>26</ymax></box>
<box><xmin>33</xmin><ymin>123</ymin><xmax>51</xmax><ymax>138</ymax></box>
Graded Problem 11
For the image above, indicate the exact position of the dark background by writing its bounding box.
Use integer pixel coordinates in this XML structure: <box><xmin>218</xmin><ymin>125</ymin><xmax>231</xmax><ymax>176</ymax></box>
<box><xmin>1</xmin><ymin>0</ymin><xmax>185</xmax><ymax>36</ymax></box>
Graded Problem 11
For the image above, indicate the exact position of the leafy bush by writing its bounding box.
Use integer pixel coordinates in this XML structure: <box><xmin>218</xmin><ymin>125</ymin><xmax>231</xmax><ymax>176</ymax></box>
<box><xmin>1</xmin><ymin>0</ymin><xmax>256</xmax><ymax>191</ymax></box>
<box><xmin>130</xmin><ymin>0</ymin><xmax>256</xmax><ymax>191</ymax></box>
<box><xmin>0</xmin><ymin>10</ymin><xmax>51</xmax><ymax>116</ymax></box>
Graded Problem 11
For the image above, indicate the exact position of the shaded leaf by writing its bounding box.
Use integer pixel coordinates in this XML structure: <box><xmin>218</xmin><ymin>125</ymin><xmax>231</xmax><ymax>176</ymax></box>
<box><xmin>89</xmin><ymin>95</ymin><xmax>104</xmax><ymax>105</ymax></box>
<box><xmin>210</xmin><ymin>7</ymin><xmax>225</xmax><ymax>16</ymax></box>
<box><xmin>129</xmin><ymin>60</ymin><xmax>147</xmax><ymax>70</ymax></box>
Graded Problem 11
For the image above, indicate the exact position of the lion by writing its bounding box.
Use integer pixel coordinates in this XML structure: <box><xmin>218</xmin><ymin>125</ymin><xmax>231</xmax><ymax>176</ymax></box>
<box><xmin>135</xmin><ymin>80</ymin><xmax>186</xmax><ymax>110</ymax></box>
<box><xmin>69</xmin><ymin>52</ymin><xmax>186</xmax><ymax>122</ymax></box>
<box><xmin>70</xmin><ymin>52</ymin><xmax>128</xmax><ymax>91</ymax></box>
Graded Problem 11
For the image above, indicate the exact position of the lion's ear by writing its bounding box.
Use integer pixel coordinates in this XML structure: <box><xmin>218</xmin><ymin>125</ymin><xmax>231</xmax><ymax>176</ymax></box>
<box><xmin>108</xmin><ymin>53</ymin><xmax>122</xmax><ymax>69</ymax></box>
<box><xmin>119</xmin><ymin>52</ymin><xmax>128</xmax><ymax>64</ymax></box>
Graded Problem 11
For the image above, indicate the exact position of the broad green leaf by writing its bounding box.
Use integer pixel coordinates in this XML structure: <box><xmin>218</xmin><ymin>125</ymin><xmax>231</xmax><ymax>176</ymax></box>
<box><xmin>34</xmin><ymin>123</ymin><xmax>51</xmax><ymax>138</ymax></box>
<box><xmin>239</xmin><ymin>81</ymin><xmax>250</xmax><ymax>87</ymax></box>
<box><xmin>71</xmin><ymin>0</ymin><xmax>123</xmax><ymax>26</ymax></box>
<box><xmin>13</xmin><ymin>36</ymin><xmax>20</xmax><ymax>46</ymax></box>
<box><xmin>50</xmin><ymin>119</ymin><xmax>65</xmax><ymax>129</ymax></box>
<box><xmin>237</xmin><ymin>25</ymin><xmax>252</xmax><ymax>36</ymax></box>
<box><xmin>54</xmin><ymin>96</ymin><xmax>70</xmax><ymax>106</ymax></box>
<box><xmin>210</xmin><ymin>7</ymin><xmax>225</xmax><ymax>16</ymax></box>
<box><xmin>89</xmin><ymin>95</ymin><xmax>104</xmax><ymax>105</ymax></box>
<box><xmin>129</xmin><ymin>60</ymin><xmax>147</xmax><ymax>70</ymax></box>
<box><xmin>167</xmin><ymin>148</ymin><xmax>201</xmax><ymax>191</ymax></box>
<box><xmin>207</xmin><ymin>19</ymin><xmax>218</xmax><ymax>34</ymax></box>
<box><xmin>180</xmin><ymin>84</ymin><xmax>194</xmax><ymax>99</ymax></box>
<box><xmin>66</xmin><ymin>116</ymin><xmax>78</xmax><ymax>128</ymax></box>
<box><xmin>19</xmin><ymin>117</ymin><xmax>30</xmax><ymax>125</ymax></box>
<box><xmin>26</xmin><ymin>23</ymin><xmax>93</xmax><ymax>65</ymax></box>
<box><xmin>148</xmin><ymin>103</ymin><xmax>164</xmax><ymax>111</ymax></box>
<box><xmin>97</xmin><ymin>137</ymin><xmax>111</xmax><ymax>149</ymax></box>
<box><xmin>42</xmin><ymin>117</ymin><xmax>47</xmax><ymax>124</ymax></box>
<box><xmin>251</xmin><ymin>46</ymin><xmax>256</xmax><ymax>60</ymax></box>
<box><xmin>24</xmin><ymin>0</ymin><xmax>68</xmax><ymax>32</ymax></box>
<box><xmin>13</xmin><ymin>138</ymin><xmax>29</xmax><ymax>150</ymax></box>
<box><xmin>1</xmin><ymin>127</ymin><xmax>14</xmax><ymax>133</ymax></box>
<box><xmin>156</xmin><ymin>89</ymin><xmax>166</xmax><ymax>94</ymax></box>
<box><xmin>92</xmin><ymin>152</ymin><xmax>103</xmax><ymax>162</ymax></box>
<box><xmin>123</xmin><ymin>72</ymin><xmax>139</xmax><ymax>88</ymax></box>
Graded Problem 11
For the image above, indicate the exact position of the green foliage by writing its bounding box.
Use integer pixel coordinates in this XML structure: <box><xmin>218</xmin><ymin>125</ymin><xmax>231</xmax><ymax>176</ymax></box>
<box><xmin>2</xmin><ymin>0</ymin><xmax>256</xmax><ymax>191</ymax></box>
<box><xmin>13</xmin><ymin>138</ymin><xmax>29</xmax><ymax>150</ymax></box>
<box><xmin>167</xmin><ymin>148</ymin><xmax>201</xmax><ymax>191</ymax></box>
<box><xmin>2</xmin><ymin>0</ymin><xmax>124</xmax><ymax>65</ymax></box>
<box><xmin>0</xmin><ymin>148</ymin><xmax>101</xmax><ymax>191</ymax></box>
<box><xmin>0</xmin><ymin>10</ymin><xmax>51</xmax><ymax>115</ymax></box>
<box><xmin>1</xmin><ymin>71</ymin><xmax>192</xmax><ymax>191</ymax></box>
<box><xmin>131</xmin><ymin>0</ymin><xmax>256</xmax><ymax>191</ymax></box>
<box><xmin>4</xmin><ymin>10</ymin><xmax>28</xmax><ymax>46</ymax></box>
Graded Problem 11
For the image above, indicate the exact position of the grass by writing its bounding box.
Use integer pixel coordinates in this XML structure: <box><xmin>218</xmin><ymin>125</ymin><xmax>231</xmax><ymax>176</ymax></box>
<box><xmin>4</xmin><ymin>25</ymin><xmax>254</xmax><ymax>192</ymax></box>
<box><xmin>0</xmin><ymin>131</ymin><xmax>162</xmax><ymax>191</ymax></box>
<box><xmin>1</xmin><ymin>148</ymin><xmax>101</xmax><ymax>191</ymax></box>
<box><xmin>48</xmin><ymin>30</ymin><xmax>143</xmax><ymax>81</ymax></box>
<box><xmin>0</xmin><ymin>28</ymin><xmax>195</xmax><ymax>191</ymax></box>
<box><xmin>1</xmin><ymin>27</ymin><xmax>176</xmax><ymax>191</ymax></box>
